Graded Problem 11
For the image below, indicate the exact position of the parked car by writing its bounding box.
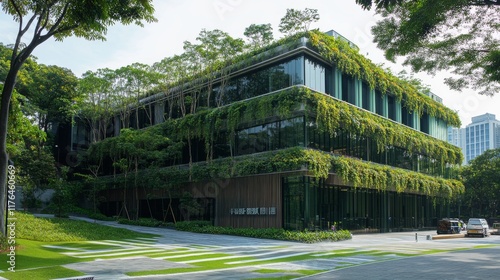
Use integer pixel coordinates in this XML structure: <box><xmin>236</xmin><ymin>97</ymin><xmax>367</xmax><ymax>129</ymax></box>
<box><xmin>491</xmin><ymin>223</ymin><xmax>500</xmax><ymax>235</ymax></box>
<box><xmin>466</xmin><ymin>218</ymin><xmax>489</xmax><ymax>237</ymax></box>
<box><xmin>437</xmin><ymin>218</ymin><xmax>461</xmax><ymax>234</ymax></box>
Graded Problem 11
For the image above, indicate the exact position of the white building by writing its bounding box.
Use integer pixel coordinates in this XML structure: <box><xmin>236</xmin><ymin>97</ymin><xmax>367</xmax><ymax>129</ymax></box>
<box><xmin>448</xmin><ymin>113</ymin><xmax>500</xmax><ymax>165</ymax></box>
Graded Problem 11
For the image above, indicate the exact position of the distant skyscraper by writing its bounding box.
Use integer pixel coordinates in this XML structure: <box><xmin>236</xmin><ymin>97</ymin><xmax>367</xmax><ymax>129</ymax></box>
<box><xmin>449</xmin><ymin>113</ymin><xmax>500</xmax><ymax>165</ymax></box>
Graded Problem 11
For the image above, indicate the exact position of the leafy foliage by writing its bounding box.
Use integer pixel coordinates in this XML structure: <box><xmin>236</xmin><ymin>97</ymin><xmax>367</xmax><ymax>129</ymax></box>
<box><xmin>16</xmin><ymin>64</ymin><xmax>80</xmax><ymax>132</ymax></box>
<box><xmin>175</xmin><ymin>220</ymin><xmax>352</xmax><ymax>243</ymax></box>
<box><xmin>87</xmin><ymin>86</ymin><xmax>463</xmax><ymax>198</ymax></box>
<box><xmin>279</xmin><ymin>8</ymin><xmax>320</xmax><ymax>36</ymax></box>
<box><xmin>461</xmin><ymin>148</ymin><xmax>500</xmax><ymax>217</ymax></box>
<box><xmin>244</xmin><ymin>23</ymin><xmax>274</xmax><ymax>50</ymax></box>
<box><xmin>356</xmin><ymin>0</ymin><xmax>500</xmax><ymax>95</ymax></box>
<box><xmin>0</xmin><ymin>0</ymin><xmax>157</xmax><ymax>237</ymax></box>
<box><xmin>307</xmin><ymin>30</ymin><xmax>461</xmax><ymax>127</ymax></box>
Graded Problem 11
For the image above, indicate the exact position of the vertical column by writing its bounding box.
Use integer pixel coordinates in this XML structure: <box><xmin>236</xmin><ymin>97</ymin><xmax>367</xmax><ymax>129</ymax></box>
<box><xmin>395</xmin><ymin>100</ymin><xmax>402</xmax><ymax>123</ymax></box>
<box><xmin>154</xmin><ymin>101</ymin><xmax>165</xmax><ymax>125</ymax></box>
<box><xmin>413</xmin><ymin>112</ymin><xmax>420</xmax><ymax>131</ymax></box>
<box><xmin>333</xmin><ymin>68</ymin><xmax>342</xmax><ymax>99</ymax></box>
<box><xmin>304</xmin><ymin>176</ymin><xmax>310</xmax><ymax>230</ymax></box>
<box><xmin>369</xmin><ymin>88</ymin><xmax>376</xmax><ymax>113</ymax></box>
<box><xmin>114</xmin><ymin>116</ymin><xmax>121</xmax><ymax>136</ymax></box>
<box><xmin>382</xmin><ymin>94</ymin><xmax>388</xmax><ymax>118</ymax></box>
<box><xmin>429</xmin><ymin>116</ymin><xmax>436</xmax><ymax>137</ymax></box>
<box><xmin>355</xmin><ymin>78</ymin><xmax>363</xmax><ymax>107</ymax></box>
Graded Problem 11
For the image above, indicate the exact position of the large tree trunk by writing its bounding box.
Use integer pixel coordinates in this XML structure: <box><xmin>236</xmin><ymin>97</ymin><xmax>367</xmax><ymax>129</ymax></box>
<box><xmin>0</xmin><ymin>63</ymin><xmax>24</xmax><ymax>236</ymax></box>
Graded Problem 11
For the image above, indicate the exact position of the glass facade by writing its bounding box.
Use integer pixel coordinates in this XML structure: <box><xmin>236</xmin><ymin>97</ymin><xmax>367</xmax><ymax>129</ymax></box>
<box><xmin>211</xmin><ymin>56</ymin><xmax>305</xmax><ymax>107</ymax></box>
<box><xmin>307</xmin><ymin>122</ymin><xmax>453</xmax><ymax>177</ymax></box>
<box><xmin>100</xmin><ymin>51</ymin><xmax>455</xmax><ymax>175</ymax></box>
<box><xmin>305</xmin><ymin>58</ymin><xmax>327</xmax><ymax>93</ymax></box>
<box><xmin>283</xmin><ymin>176</ymin><xmax>449</xmax><ymax>232</ymax></box>
<box><xmin>236</xmin><ymin>117</ymin><xmax>304</xmax><ymax>156</ymax></box>
<box><xmin>91</xmin><ymin>37</ymin><xmax>460</xmax><ymax>231</ymax></box>
<box><xmin>116</xmin><ymin>52</ymin><xmax>451</xmax><ymax>142</ymax></box>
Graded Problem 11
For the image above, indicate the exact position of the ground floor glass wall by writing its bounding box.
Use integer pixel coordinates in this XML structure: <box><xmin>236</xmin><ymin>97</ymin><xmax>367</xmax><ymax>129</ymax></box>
<box><xmin>282</xmin><ymin>176</ymin><xmax>451</xmax><ymax>232</ymax></box>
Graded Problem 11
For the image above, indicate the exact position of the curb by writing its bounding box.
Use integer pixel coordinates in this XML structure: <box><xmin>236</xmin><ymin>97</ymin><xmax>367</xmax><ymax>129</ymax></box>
<box><xmin>432</xmin><ymin>233</ymin><xmax>465</xmax><ymax>240</ymax></box>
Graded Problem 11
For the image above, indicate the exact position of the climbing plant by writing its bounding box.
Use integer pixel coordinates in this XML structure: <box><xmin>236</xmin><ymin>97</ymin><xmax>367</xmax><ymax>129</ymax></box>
<box><xmin>88</xmin><ymin>146</ymin><xmax>463</xmax><ymax>198</ymax></box>
<box><xmin>307</xmin><ymin>30</ymin><xmax>461</xmax><ymax>127</ymax></box>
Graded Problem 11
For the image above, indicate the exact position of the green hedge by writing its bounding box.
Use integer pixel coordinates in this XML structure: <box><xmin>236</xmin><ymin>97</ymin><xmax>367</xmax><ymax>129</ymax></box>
<box><xmin>174</xmin><ymin>220</ymin><xmax>352</xmax><ymax>243</ymax></box>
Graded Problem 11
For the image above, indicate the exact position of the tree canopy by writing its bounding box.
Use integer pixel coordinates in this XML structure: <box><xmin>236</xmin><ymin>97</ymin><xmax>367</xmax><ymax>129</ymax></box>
<box><xmin>278</xmin><ymin>8</ymin><xmax>320</xmax><ymax>36</ymax></box>
<box><xmin>461</xmin><ymin>148</ymin><xmax>500</xmax><ymax>218</ymax></box>
<box><xmin>356</xmin><ymin>0</ymin><xmax>500</xmax><ymax>95</ymax></box>
<box><xmin>0</xmin><ymin>0</ymin><xmax>156</xmax><ymax>237</ymax></box>
<box><xmin>244</xmin><ymin>23</ymin><xmax>274</xmax><ymax>50</ymax></box>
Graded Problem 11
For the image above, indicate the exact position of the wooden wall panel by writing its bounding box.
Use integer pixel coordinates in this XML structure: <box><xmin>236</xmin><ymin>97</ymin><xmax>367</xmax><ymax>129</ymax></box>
<box><xmin>190</xmin><ymin>174</ymin><xmax>283</xmax><ymax>228</ymax></box>
<box><xmin>101</xmin><ymin>174</ymin><xmax>286</xmax><ymax>228</ymax></box>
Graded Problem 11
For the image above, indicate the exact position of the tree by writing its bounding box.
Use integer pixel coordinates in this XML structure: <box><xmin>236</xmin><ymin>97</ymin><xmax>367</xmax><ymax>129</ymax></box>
<box><xmin>461</xmin><ymin>148</ymin><xmax>500</xmax><ymax>218</ymax></box>
<box><xmin>356</xmin><ymin>0</ymin><xmax>500</xmax><ymax>95</ymax></box>
<box><xmin>355</xmin><ymin>0</ymin><xmax>403</xmax><ymax>10</ymax></box>
<box><xmin>78</xmin><ymin>68</ymin><xmax>116</xmax><ymax>144</ymax></box>
<box><xmin>244</xmin><ymin>23</ymin><xmax>274</xmax><ymax>50</ymax></box>
<box><xmin>16</xmin><ymin>146</ymin><xmax>57</xmax><ymax>209</ymax></box>
<box><xmin>0</xmin><ymin>0</ymin><xmax>156</xmax><ymax>237</ymax></box>
<box><xmin>19</xmin><ymin>64</ymin><xmax>80</xmax><ymax>134</ymax></box>
<box><xmin>278</xmin><ymin>8</ymin><xmax>320</xmax><ymax>36</ymax></box>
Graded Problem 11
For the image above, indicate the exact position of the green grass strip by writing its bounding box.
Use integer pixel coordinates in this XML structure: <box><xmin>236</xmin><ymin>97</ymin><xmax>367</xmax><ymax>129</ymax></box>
<box><xmin>0</xmin><ymin>266</ymin><xmax>85</xmax><ymax>280</ymax></box>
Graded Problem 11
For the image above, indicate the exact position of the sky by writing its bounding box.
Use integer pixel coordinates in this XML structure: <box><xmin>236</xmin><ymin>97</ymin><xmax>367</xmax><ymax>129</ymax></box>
<box><xmin>1</xmin><ymin>0</ymin><xmax>499</xmax><ymax>128</ymax></box>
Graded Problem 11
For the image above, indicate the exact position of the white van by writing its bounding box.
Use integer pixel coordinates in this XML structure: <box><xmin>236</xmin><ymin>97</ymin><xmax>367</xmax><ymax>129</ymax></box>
<box><xmin>466</xmin><ymin>218</ymin><xmax>489</xmax><ymax>237</ymax></box>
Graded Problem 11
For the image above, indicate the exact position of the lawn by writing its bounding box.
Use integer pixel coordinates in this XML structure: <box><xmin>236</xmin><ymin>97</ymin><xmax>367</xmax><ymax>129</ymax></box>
<box><xmin>0</xmin><ymin>212</ymin><xmax>158</xmax><ymax>280</ymax></box>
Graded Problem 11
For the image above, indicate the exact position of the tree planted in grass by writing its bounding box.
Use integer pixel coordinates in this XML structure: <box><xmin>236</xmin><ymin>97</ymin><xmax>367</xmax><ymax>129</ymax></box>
<box><xmin>0</xmin><ymin>0</ymin><xmax>156</xmax><ymax>237</ymax></box>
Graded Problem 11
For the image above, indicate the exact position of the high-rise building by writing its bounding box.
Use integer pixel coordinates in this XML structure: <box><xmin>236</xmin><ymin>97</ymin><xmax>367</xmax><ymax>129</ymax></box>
<box><xmin>464</xmin><ymin>113</ymin><xmax>500</xmax><ymax>164</ymax></box>
<box><xmin>448</xmin><ymin>113</ymin><xmax>500</xmax><ymax>165</ymax></box>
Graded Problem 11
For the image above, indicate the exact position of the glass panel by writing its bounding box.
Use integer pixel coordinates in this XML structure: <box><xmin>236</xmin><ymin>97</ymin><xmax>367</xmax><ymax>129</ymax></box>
<box><xmin>280</xmin><ymin>117</ymin><xmax>305</xmax><ymax>148</ymax></box>
<box><xmin>341</xmin><ymin>74</ymin><xmax>355</xmax><ymax>104</ymax></box>
<box><xmin>305</xmin><ymin>58</ymin><xmax>326</xmax><ymax>93</ymax></box>
<box><xmin>362</xmin><ymin>82</ymin><xmax>370</xmax><ymax>110</ymax></box>
<box><xmin>387</xmin><ymin>95</ymin><xmax>396</xmax><ymax>121</ymax></box>
<box><xmin>283</xmin><ymin>176</ymin><xmax>306</xmax><ymax>230</ymax></box>
<box><xmin>375</xmin><ymin>90</ymin><xmax>384</xmax><ymax>115</ymax></box>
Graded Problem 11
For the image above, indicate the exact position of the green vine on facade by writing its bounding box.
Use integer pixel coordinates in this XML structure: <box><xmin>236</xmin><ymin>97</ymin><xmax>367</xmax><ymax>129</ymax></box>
<box><xmin>306</xmin><ymin>31</ymin><xmax>460</xmax><ymax>127</ymax></box>
<box><xmin>88</xmin><ymin>146</ymin><xmax>463</xmax><ymax>198</ymax></box>
<box><xmin>158</xmin><ymin>86</ymin><xmax>462</xmax><ymax>165</ymax></box>
<box><xmin>87</xmin><ymin>86</ymin><xmax>464</xmax><ymax>198</ymax></box>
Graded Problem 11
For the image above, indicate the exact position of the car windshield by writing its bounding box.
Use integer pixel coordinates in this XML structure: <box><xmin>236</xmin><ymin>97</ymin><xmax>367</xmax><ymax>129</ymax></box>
<box><xmin>469</xmin><ymin>221</ymin><xmax>481</xmax><ymax>225</ymax></box>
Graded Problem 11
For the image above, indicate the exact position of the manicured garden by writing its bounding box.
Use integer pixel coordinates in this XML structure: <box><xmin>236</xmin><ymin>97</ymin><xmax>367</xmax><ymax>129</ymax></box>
<box><xmin>173</xmin><ymin>220</ymin><xmax>352</xmax><ymax>243</ymax></box>
<box><xmin>0</xmin><ymin>212</ymin><xmax>157</xmax><ymax>280</ymax></box>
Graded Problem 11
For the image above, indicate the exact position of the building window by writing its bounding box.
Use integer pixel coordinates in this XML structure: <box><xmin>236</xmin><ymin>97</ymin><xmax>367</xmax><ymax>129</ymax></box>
<box><xmin>362</xmin><ymin>82</ymin><xmax>371</xmax><ymax>111</ymax></box>
<box><xmin>236</xmin><ymin>117</ymin><xmax>304</xmax><ymax>156</ymax></box>
<box><xmin>375</xmin><ymin>90</ymin><xmax>384</xmax><ymax>116</ymax></box>
<box><xmin>402</xmin><ymin>106</ymin><xmax>413</xmax><ymax>128</ymax></box>
<box><xmin>387</xmin><ymin>95</ymin><xmax>396</xmax><ymax>121</ymax></box>
<box><xmin>341</xmin><ymin>74</ymin><xmax>355</xmax><ymax>104</ymax></box>
<box><xmin>420</xmin><ymin>113</ymin><xmax>429</xmax><ymax>134</ymax></box>
<box><xmin>305</xmin><ymin>58</ymin><xmax>326</xmax><ymax>93</ymax></box>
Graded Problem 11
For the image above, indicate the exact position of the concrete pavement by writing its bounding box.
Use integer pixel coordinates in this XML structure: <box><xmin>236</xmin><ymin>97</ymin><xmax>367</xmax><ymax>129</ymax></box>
<box><xmin>300</xmin><ymin>247</ymin><xmax>500</xmax><ymax>279</ymax></box>
<box><xmin>28</xmin><ymin>216</ymin><xmax>500</xmax><ymax>279</ymax></box>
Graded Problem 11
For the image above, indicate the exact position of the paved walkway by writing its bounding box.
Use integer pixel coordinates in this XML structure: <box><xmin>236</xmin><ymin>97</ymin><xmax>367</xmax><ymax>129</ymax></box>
<box><xmin>26</xmin><ymin>216</ymin><xmax>500</xmax><ymax>279</ymax></box>
<box><xmin>300</xmin><ymin>247</ymin><xmax>500</xmax><ymax>279</ymax></box>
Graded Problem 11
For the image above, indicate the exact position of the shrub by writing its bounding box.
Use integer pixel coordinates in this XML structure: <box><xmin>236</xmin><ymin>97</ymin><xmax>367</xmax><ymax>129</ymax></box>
<box><xmin>174</xmin><ymin>220</ymin><xmax>352</xmax><ymax>243</ymax></box>
<box><xmin>0</xmin><ymin>236</ymin><xmax>8</xmax><ymax>253</ymax></box>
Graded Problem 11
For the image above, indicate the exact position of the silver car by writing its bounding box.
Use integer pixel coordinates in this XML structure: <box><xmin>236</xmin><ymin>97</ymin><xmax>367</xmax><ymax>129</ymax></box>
<box><xmin>466</xmin><ymin>218</ymin><xmax>489</xmax><ymax>237</ymax></box>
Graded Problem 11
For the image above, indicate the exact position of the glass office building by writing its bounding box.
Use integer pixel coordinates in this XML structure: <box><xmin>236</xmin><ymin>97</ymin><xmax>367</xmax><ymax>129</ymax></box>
<box><xmin>89</xmin><ymin>30</ymin><xmax>463</xmax><ymax>233</ymax></box>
